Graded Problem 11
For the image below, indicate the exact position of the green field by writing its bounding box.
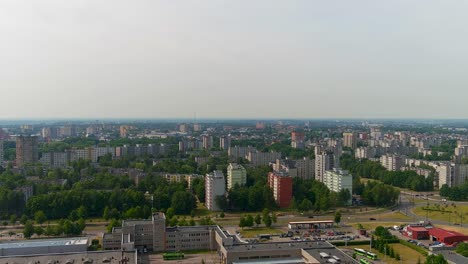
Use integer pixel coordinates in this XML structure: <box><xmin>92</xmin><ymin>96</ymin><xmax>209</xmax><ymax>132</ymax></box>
<box><xmin>341</xmin><ymin>243</ymin><xmax>426</xmax><ymax>264</ymax></box>
<box><xmin>413</xmin><ymin>204</ymin><xmax>468</xmax><ymax>224</ymax></box>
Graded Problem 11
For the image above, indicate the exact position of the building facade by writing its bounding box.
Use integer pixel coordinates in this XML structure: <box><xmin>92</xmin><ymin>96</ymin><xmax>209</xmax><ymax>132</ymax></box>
<box><xmin>16</xmin><ymin>135</ymin><xmax>38</xmax><ymax>168</ymax></box>
<box><xmin>268</xmin><ymin>172</ymin><xmax>293</xmax><ymax>208</ymax></box>
<box><xmin>323</xmin><ymin>168</ymin><xmax>353</xmax><ymax>205</ymax></box>
<box><xmin>226</xmin><ymin>163</ymin><xmax>247</xmax><ymax>190</ymax></box>
<box><xmin>205</xmin><ymin>171</ymin><xmax>226</xmax><ymax>211</ymax></box>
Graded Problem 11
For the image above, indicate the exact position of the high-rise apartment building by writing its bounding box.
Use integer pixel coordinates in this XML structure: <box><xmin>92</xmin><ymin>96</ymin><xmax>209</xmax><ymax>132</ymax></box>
<box><xmin>268</xmin><ymin>172</ymin><xmax>292</xmax><ymax>208</ymax></box>
<box><xmin>315</xmin><ymin>153</ymin><xmax>336</xmax><ymax>182</ymax></box>
<box><xmin>227</xmin><ymin>163</ymin><xmax>247</xmax><ymax>190</ymax></box>
<box><xmin>228</xmin><ymin>146</ymin><xmax>256</xmax><ymax>159</ymax></box>
<box><xmin>120</xmin><ymin>125</ymin><xmax>130</xmax><ymax>138</ymax></box>
<box><xmin>205</xmin><ymin>171</ymin><xmax>226</xmax><ymax>211</ymax></box>
<box><xmin>323</xmin><ymin>168</ymin><xmax>353</xmax><ymax>205</ymax></box>
<box><xmin>193</xmin><ymin>123</ymin><xmax>202</xmax><ymax>132</ymax></box>
<box><xmin>343</xmin><ymin>132</ymin><xmax>357</xmax><ymax>149</ymax></box>
<box><xmin>202</xmin><ymin>135</ymin><xmax>213</xmax><ymax>150</ymax></box>
<box><xmin>16</xmin><ymin>135</ymin><xmax>39</xmax><ymax>168</ymax></box>
<box><xmin>380</xmin><ymin>154</ymin><xmax>404</xmax><ymax>171</ymax></box>
<box><xmin>219</xmin><ymin>136</ymin><xmax>231</xmax><ymax>150</ymax></box>
<box><xmin>247</xmin><ymin>151</ymin><xmax>281</xmax><ymax>167</ymax></box>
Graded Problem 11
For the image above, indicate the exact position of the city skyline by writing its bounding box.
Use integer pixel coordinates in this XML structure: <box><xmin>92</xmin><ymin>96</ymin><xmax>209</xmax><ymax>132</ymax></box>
<box><xmin>2</xmin><ymin>1</ymin><xmax>468</xmax><ymax>119</ymax></box>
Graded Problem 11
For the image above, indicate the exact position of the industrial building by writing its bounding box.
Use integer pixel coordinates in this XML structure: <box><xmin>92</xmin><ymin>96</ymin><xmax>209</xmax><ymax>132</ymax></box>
<box><xmin>0</xmin><ymin>250</ymin><xmax>136</xmax><ymax>264</ymax></box>
<box><xmin>428</xmin><ymin>227</ymin><xmax>468</xmax><ymax>245</ymax></box>
<box><xmin>0</xmin><ymin>237</ymin><xmax>88</xmax><ymax>256</ymax></box>
<box><xmin>103</xmin><ymin>213</ymin><xmax>358</xmax><ymax>264</ymax></box>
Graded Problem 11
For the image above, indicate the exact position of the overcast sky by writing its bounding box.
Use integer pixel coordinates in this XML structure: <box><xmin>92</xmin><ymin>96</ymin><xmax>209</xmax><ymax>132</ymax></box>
<box><xmin>1</xmin><ymin>1</ymin><xmax>467</xmax><ymax>119</ymax></box>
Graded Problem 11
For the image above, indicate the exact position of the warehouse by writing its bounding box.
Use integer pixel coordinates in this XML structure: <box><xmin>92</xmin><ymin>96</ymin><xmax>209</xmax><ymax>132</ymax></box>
<box><xmin>0</xmin><ymin>237</ymin><xmax>88</xmax><ymax>256</ymax></box>
<box><xmin>406</xmin><ymin>226</ymin><xmax>429</xmax><ymax>240</ymax></box>
<box><xmin>428</xmin><ymin>228</ymin><xmax>468</xmax><ymax>245</ymax></box>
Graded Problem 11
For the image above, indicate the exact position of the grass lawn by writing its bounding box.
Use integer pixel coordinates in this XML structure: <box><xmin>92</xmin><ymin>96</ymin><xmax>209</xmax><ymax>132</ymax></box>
<box><xmin>434</xmin><ymin>224</ymin><xmax>468</xmax><ymax>235</ymax></box>
<box><xmin>413</xmin><ymin>204</ymin><xmax>468</xmax><ymax>224</ymax></box>
<box><xmin>240</xmin><ymin>227</ymin><xmax>283</xmax><ymax>238</ymax></box>
<box><xmin>341</xmin><ymin>243</ymin><xmax>426</xmax><ymax>264</ymax></box>
<box><xmin>378</xmin><ymin>211</ymin><xmax>411</xmax><ymax>220</ymax></box>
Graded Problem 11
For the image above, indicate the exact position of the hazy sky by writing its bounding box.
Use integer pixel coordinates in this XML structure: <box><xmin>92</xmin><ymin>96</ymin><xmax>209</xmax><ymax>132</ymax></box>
<box><xmin>1</xmin><ymin>1</ymin><xmax>468</xmax><ymax>119</ymax></box>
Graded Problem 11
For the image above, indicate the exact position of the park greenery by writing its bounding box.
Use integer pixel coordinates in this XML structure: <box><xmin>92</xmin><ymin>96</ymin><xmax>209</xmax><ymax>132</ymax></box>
<box><xmin>439</xmin><ymin>182</ymin><xmax>468</xmax><ymax>201</ymax></box>
<box><xmin>456</xmin><ymin>242</ymin><xmax>468</xmax><ymax>257</ymax></box>
<box><xmin>341</xmin><ymin>154</ymin><xmax>434</xmax><ymax>191</ymax></box>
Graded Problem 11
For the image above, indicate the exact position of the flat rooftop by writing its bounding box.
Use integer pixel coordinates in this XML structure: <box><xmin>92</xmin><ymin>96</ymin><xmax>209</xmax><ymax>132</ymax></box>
<box><xmin>304</xmin><ymin>247</ymin><xmax>358</xmax><ymax>263</ymax></box>
<box><xmin>288</xmin><ymin>221</ymin><xmax>334</xmax><ymax>224</ymax></box>
<box><xmin>225</xmin><ymin>241</ymin><xmax>333</xmax><ymax>253</ymax></box>
<box><xmin>0</xmin><ymin>237</ymin><xmax>88</xmax><ymax>249</ymax></box>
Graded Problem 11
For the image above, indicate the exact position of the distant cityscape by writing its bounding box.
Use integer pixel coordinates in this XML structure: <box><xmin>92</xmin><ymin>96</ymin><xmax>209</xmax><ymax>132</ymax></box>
<box><xmin>0</xmin><ymin>119</ymin><xmax>467</xmax><ymax>263</ymax></box>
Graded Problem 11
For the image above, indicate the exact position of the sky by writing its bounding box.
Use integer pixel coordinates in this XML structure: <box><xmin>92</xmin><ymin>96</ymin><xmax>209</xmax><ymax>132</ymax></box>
<box><xmin>1</xmin><ymin>0</ymin><xmax>468</xmax><ymax>120</ymax></box>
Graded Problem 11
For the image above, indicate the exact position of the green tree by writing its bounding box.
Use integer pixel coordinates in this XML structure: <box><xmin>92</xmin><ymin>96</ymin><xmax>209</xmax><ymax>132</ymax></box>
<box><xmin>20</xmin><ymin>214</ymin><xmax>28</xmax><ymax>225</ymax></box>
<box><xmin>35</xmin><ymin>226</ymin><xmax>44</xmax><ymax>236</ymax></box>
<box><xmin>239</xmin><ymin>216</ymin><xmax>246</xmax><ymax>230</ymax></box>
<box><xmin>254</xmin><ymin>214</ymin><xmax>261</xmax><ymax>227</ymax></box>
<box><xmin>106</xmin><ymin>219</ymin><xmax>121</xmax><ymax>233</ymax></box>
<box><xmin>456</xmin><ymin>242</ymin><xmax>468</xmax><ymax>257</ymax></box>
<box><xmin>34</xmin><ymin>211</ymin><xmax>47</xmax><ymax>225</ymax></box>
<box><xmin>425</xmin><ymin>254</ymin><xmax>448</xmax><ymax>264</ymax></box>
<box><xmin>23</xmin><ymin>221</ymin><xmax>34</xmax><ymax>238</ymax></box>
<box><xmin>245</xmin><ymin>215</ymin><xmax>254</xmax><ymax>228</ymax></box>
<box><xmin>334</xmin><ymin>211</ymin><xmax>342</xmax><ymax>225</ymax></box>
<box><xmin>9</xmin><ymin>214</ymin><xmax>17</xmax><ymax>225</ymax></box>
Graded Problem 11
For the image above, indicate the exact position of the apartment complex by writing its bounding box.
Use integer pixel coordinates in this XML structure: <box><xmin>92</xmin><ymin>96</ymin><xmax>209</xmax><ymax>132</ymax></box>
<box><xmin>380</xmin><ymin>154</ymin><xmax>404</xmax><ymax>171</ymax></box>
<box><xmin>273</xmin><ymin>158</ymin><xmax>315</xmax><ymax>180</ymax></box>
<box><xmin>228</xmin><ymin>146</ymin><xmax>256</xmax><ymax>160</ymax></box>
<box><xmin>226</xmin><ymin>163</ymin><xmax>247</xmax><ymax>190</ymax></box>
<box><xmin>323</xmin><ymin>168</ymin><xmax>353</xmax><ymax>205</ymax></box>
<box><xmin>219</xmin><ymin>136</ymin><xmax>231</xmax><ymax>150</ymax></box>
<box><xmin>247</xmin><ymin>151</ymin><xmax>281</xmax><ymax>167</ymax></box>
<box><xmin>202</xmin><ymin>135</ymin><xmax>213</xmax><ymax>149</ymax></box>
<box><xmin>16</xmin><ymin>135</ymin><xmax>39</xmax><ymax>168</ymax></box>
<box><xmin>268</xmin><ymin>172</ymin><xmax>293</xmax><ymax>208</ymax></box>
<box><xmin>315</xmin><ymin>152</ymin><xmax>337</xmax><ymax>182</ymax></box>
<box><xmin>205</xmin><ymin>171</ymin><xmax>226</xmax><ymax>211</ymax></box>
<box><xmin>163</xmin><ymin>173</ymin><xmax>203</xmax><ymax>189</ymax></box>
<box><xmin>343</xmin><ymin>132</ymin><xmax>357</xmax><ymax>149</ymax></box>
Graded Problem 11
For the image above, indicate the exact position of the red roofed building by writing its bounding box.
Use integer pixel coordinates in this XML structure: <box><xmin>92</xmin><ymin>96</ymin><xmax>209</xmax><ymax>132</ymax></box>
<box><xmin>268</xmin><ymin>172</ymin><xmax>292</xmax><ymax>208</ymax></box>
<box><xmin>428</xmin><ymin>227</ymin><xmax>468</xmax><ymax>245</ymax></box>
<box><xmin>407</xmin><ymin>226</ymin><xmax>429</xmax><ymax>240</ymax></box>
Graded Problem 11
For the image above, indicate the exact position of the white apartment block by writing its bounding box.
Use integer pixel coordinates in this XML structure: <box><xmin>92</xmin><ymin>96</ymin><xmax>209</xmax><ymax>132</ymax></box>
<box><xmin>205</xmin><ymin>171</ymin><xmax>226</xmax><ymax>211</ymax></box>
<box><xmin>323</xmin><ymin>168</ymin><xmax>353</xmax><ymax>205</ymax></box>
<box><xmin>227</xmin><ymin>163</ymin><xmax>247</xmax><ymax>190</ymax></box>
<box><xmin>247</xmin><ymin>151</ymin><xmax>281</xmax><ymax>167</ymax></box>
<box><xmin>454</xmin><ymin>164</ymin><xmax>468</xmax><ymax>186</ymax></box>
<box><xmin>436</xmin><ymin>163</ymin><xmax>454</xmax><ymax>188</ymax></box>
<box><xmin>380</xmin><ymin>154</ymin><xmax>404</xmax><ymax>171</ymax></box>
<box><xmin>315</xmin><ymin>153</ymin><xmax>335</xmax><ymax>182</ymax></box>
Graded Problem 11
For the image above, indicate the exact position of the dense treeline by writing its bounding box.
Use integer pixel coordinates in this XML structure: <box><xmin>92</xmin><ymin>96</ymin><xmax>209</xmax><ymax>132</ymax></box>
<box><xmin>440</xmin><ymin>183</ymin><xmax>468</xmax><ymax>201</ymax></box>
<box><xmin>0</xmin><ymin>187</ymin><xmax>26</xmax><ymax>218</ymax></box>
<box><xmin>341</xmin><ymin>155</ymin><xmax>433</xmax><ymax>191</ymax></box>
<box><xmin>360</xmin><ymin>181</ymin><xmax>399</xmax><ymax>207</ymax></box>
<box><xmin>139</xmin><ymin>175</ymin><xmax>197</xmax><ymax>215</ymax></box>
<box><xmin>26</xmin><ymin>188</ymin><xmax>147</xmax><ymax>219</ymax></box>
<box><xmin>290</xmin><ymin>178</ymin><xmax>334</xmax><ymax>212</ymax></box>
<box><xmin>216</xmin><ymin>166</ymin><xmax>276</xmax><ymax>212</ymax></box>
